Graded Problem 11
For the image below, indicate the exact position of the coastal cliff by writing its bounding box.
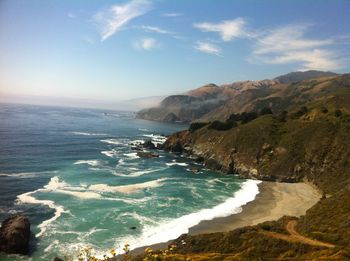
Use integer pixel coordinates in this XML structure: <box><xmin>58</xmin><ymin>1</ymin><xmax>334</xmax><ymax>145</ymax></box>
<box><xmin>156</xmin><ymin>74</ymin><xmax>350</xmax><ymax>259</ymax></box>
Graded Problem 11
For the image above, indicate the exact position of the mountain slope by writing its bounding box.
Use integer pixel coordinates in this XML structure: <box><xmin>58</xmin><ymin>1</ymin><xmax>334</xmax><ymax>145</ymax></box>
<box><xmin>274</xmin><ymin>70</ymin><xmax>338</xmax><ymax>84</ymax></box>
<box><xmin>136</xmin><ymin>70</ymin><xmax>338</xmax><ymax>123</ymax></box>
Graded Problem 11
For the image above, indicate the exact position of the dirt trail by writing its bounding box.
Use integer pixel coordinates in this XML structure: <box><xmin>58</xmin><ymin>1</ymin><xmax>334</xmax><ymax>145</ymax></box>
<box><xmin>260</xmin><ymin>220</ymin><xmax>335</xmax><ymax>248</ymax></box>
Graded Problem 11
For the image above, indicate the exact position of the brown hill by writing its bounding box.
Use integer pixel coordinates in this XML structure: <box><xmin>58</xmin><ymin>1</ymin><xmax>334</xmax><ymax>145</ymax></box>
<box><xmin>136</xmin><ymin>70</ymin><xmax>338</xmax><ymax>123</ymax></box>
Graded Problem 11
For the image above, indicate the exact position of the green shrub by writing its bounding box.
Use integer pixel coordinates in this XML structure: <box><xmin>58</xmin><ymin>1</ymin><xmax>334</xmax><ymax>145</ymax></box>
<box><xmin>189</xmin><ymin>122</ymin><xmax>208</xmax><ymax>132</ymax></box>
<box><xmin>228</xmin><ymin>112</ymin><xmax>258</xmax><ymax>124</ymax></box>
<box><xmin>208</xmin><ymin>120</ymin><xmax>235</xmax><ymax>131</ymax></box>
<box><xmin>321</xmin><ymin>107</ymin><xmax>329</xmax><ymax>114</ymax></box>
<box><xmin>335</xmin><ymin>109</ymin><xmax>342</xmax><ymax>117</ymax></box>
<box><xmin>292</xmin><ymin>106</ymin><xmax>308</xmax><ymax>118</ymax></box>
<box><xmin>260</xmin><ymin>107</ymin><xmax>273</xmax><ymax>116</ymax></box>
<box><xmin>240</xmin><ymin>112</ymin><xmax>258</xmax><ymax>124</ymax></box>
<box><xmin>276</xmin><ymin>110</ymin><xmax>288</xmax><ymax>122</ymax></box>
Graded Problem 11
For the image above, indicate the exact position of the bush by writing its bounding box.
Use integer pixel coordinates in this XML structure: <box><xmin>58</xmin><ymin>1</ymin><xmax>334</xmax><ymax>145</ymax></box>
<box><xmin>228</xmin><ymin>113</ymin><xmax>241</xmax><ymax>122</ymax></box>
<box><xmin>292</xmin><ymin>106</ymin><xmax>308</xmax><ymax>118</ymax></box>
<box><xmin>260</xmin><ymin>107</ymin><xmax>273</xmax><ymax>116</ymax></box>
<box><xmin>321</xmin><ymin>107</ymin><xmax>329</xmax><ymax>114</ymax></box>
<box><xmin>276</xmin><ymin>110</ymin><xmax>288</xmax><ymax>122</ymax></box>
<box><xmin>208</xmin><ymin>120</ymin><xmax>236</xmax><ymax>131</ymax></box>
<box><xmin>335</xmin><ymin>109</ymin><xmax>342</xmax><ymax>117</ymax></box>
<box><xmin>228</xmin><ymin>111</ymin><xmax>258</xmax><ymax>124</ymax></box>
<box><xmin>189</xmin><ymin>122</ymin><xmax>208</xmax><ymax>132</ymax></box>
<box><xmin>240</xmin><ymin>112</ymin><xmax>258</xmax><ymax>124</ymax></box>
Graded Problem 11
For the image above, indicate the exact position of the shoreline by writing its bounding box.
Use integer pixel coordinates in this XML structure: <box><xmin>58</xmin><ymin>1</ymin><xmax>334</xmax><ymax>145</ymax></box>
<box><xmin>188</xmin><ymin>181</ymin><xmax>321</xmax><ymax>235</ymax></box>
<box><xmin>130</xmin><ymin>181</ymin><xmax>321</xmax><ymax>256</ymax></box>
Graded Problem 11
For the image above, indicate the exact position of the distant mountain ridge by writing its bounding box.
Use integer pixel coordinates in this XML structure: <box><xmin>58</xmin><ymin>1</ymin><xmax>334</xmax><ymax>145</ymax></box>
<box><xmin>136</xmin><ymin>70</ymin><xmax>339</xmax><ymax>123</ymax></box>
<box><xmin>274</xmin><ymin>70</ymin><xmax>338</xmax><ymax>84</ymax></box>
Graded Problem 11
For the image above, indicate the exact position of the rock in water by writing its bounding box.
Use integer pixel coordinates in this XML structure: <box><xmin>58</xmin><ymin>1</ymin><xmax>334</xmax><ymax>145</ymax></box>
<box><xmin>136</xmin><ymin>151</ymin><xmax>159</xmax><ymax>158</ymax></box>
<box><xmin>0</xmin><ymin>215</ymin><xmax>31</xmax><ymax>255</ymax></box>
<box><xmin>143</xmin><ymin>139</ymin><xmax>156</xmax><ymax>149</ymax></box>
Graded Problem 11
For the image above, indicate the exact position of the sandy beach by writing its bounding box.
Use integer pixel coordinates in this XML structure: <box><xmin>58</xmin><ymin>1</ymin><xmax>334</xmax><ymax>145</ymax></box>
<box><xmin>188</xmin><ymin>181</ymin><xmax>321</xmax><ymax>235</ymax></box>
<box><xmin>130</xmin><ymin>181</ymin><xmax>321</xmax><ymax>256</ymax></box>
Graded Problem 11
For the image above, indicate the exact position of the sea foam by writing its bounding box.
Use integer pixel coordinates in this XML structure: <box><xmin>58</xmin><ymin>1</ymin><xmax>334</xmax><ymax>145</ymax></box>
<box><xmin>74</xmin><ymin>160</ymin><xmax>102</xmax><ymax>167</ymax></box>
<box><xmin>17</xmin><ymin>184</ymin><xmax>65</xmax><ymax>237</ymax></box>
<box><xmin>0</xmin><ymin>172</ymin><xmax>40</xmax><ymax>178</ymax></box>
<box><xmin>123</xmin><ymin>152</ymin><xmax>140</xmax><ymax>159</ymax></box>
<box><xmin>115</xmin><ymin>179</ymin><xmax>261</xmax><ymax>251</ymax></box>
<box><xmin>142</xmin><ymin>134</ymin><xmax>167</xmax><ymax>146</ymax></box>
<box><xmin>71</xmin><ymin>132</ymin><xmax>107</xmax><ymax>136</ymax></box>
<box><xmin>16</xmin><ymin>176</ymin><xmax>104</xmax><ymax>237</ymax></box>
<box><xmin>100</xmin><ymin>139</ymin><xmax>127</xmax><ymax>146</ymax></box>
<box><xmin>166</xmin><ymin>162</ymin><xmax>189</xmax><ymax>167</ymax></box>
<box><xmin>112</xmin><ymin>167</ymin><xmax>166</xmax><ymax>178</ymax></box>
<box><xmin>90</xmin><ymin>178</ymin><xmax>168</xmax><ymax>194</ymax></box>
<box><xmin>0</xmin><ymin>170</ymin><xmax>57</xmax><ymax>179</ymax></box>
<box><xmin>101</xmin><ymin>150</ymin><xmax>118</xmax><ymax>158</ymax></box>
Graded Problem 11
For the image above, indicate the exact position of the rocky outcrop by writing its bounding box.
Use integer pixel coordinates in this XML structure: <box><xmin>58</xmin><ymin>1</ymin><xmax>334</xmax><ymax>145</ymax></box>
<box><xmin>143</xmin><ymin>139</ymin><xmax>156</xmax><ymax>150</ymax></box>
<box><xmin>137</xmin><ymin>151</ymin><xmax>159</xmax><ymax>158</ymax></box>
<box><xmin>0</xmin><ymin>214</ymin><xmax>31</xmax><ymax>255</ymax></box>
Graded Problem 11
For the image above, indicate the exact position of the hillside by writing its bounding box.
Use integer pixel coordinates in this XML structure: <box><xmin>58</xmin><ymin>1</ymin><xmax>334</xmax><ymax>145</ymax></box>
<box><xmin>136</xmin><ymin>70</ymin><xmax>338</xmax><ymax>123</ymax></box>
<box><xmin>155</xmin><ymin>74</ymin><xmax>350</xmax><ymax>260</ymax></box>
<box><xmin>274</xmin><ymin>70</ymin><xmax>338</xmax><ymax>84</ymax></box>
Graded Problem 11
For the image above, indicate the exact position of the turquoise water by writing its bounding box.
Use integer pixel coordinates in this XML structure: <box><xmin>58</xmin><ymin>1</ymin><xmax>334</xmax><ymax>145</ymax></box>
<box><xmin>0</xmin><ymin>104</ymin><xmax>260</xmax><ymax>260</ymax></box>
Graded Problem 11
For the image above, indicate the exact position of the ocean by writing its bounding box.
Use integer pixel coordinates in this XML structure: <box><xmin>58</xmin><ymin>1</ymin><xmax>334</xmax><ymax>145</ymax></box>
<box><xmin>0</xmin><ymin>103</ymin><xmax>260</xmax><ymax>260</ymax></box>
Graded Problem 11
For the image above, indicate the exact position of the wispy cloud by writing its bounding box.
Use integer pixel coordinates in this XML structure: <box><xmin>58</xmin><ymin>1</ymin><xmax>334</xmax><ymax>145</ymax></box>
<box><xmin>254</xmin><ymin>24</ymin><xmax>332</xmax><ymax>54</ymax></box>
<box><xmin>67</xmin><ymin>13</ymin><xmax>76</xmax><ymax>19</ymax></box>
<box><xmin>162</xmin><ymin>13</ymin><xmax>182</xmax><ymax>17</ymax></box>
<box><xmin>263</xmin><ymin>49</ymin><xmax>339</xmax><ymax>70</ymax></box>
<box><xmin>194</xmin><ymin>41</ymin><xmax>221</xmax><ymax>56</ymax></box>
<box><xmin>133</xmin><ymin>37</ymin><xmax>159</xmax><ymax>50</ymax></box>
<box><xmin>139</xmin><ymin>25</ymin><xmax>173</xmax><ymax>34</ymax></box>
<box><xmin>94</xmin><ymin>0</ymin><xmax>152</xmax><ymax>41</ymax></box>
<box><xmin>252</xmin><ymin>24</ymin><xmax>340</xmax><ymax>70</ymax></box>
<box><xmin>193</xmin><ymin>18</ymin><xmax>248</xmax><ymax>42</ymax></box>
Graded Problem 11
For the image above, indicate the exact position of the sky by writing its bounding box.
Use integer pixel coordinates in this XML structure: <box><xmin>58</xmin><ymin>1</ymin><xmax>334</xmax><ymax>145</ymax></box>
<box><xmin>0</xmin><ymin>0</ymin><xmax>350</xmax><ymax>109</ymax></box>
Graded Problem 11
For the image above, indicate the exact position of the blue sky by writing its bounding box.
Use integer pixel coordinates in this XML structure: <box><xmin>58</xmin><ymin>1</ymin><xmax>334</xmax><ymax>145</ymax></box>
<box><xmin>0</xmin><ymin>0</ymin><xmax>350</xmax><ymax>108</ymax></box>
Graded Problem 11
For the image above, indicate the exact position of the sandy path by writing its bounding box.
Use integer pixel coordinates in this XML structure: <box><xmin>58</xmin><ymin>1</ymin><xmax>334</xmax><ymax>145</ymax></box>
<box><xmin>260</xmin><ymin>220</ymin><xmax>335</xmax><ymax>248</ymax></box>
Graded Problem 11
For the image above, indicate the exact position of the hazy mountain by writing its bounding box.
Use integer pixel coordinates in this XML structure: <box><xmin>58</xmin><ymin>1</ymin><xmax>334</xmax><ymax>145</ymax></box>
<box><xmin>136</xmin><ymin>71</ymin><xmax>338</xmax><ymax>123</ymax></box>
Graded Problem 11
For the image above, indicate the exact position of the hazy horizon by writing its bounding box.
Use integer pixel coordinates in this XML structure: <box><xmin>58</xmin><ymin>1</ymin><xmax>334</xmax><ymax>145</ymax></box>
<box><xmin>1</xmin><ymin>0</ymin><xmax>350</xmax><ymax>109</ymax></box>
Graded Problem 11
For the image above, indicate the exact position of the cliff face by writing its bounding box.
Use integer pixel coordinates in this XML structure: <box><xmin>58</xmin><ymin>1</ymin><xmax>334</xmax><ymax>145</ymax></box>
<box><xmin>136</xmin><ymin>70</ymin><xmax>338</xmax><ymax>123</ymax></box>
<box><xmin>164</xmin><ymin>109</ymin><xmax>350</xmax><ymax>193</ymax></box>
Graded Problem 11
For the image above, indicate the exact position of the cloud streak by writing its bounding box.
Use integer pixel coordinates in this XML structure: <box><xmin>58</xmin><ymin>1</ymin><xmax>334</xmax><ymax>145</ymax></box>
<box><xmin>194</xmin><ymin>41</ymin><xmax>221</xmax><ymax>56</ymax></box>
<box><xmin>252</xmin><ymin>24</ymin><xmax>340</xmax><ymax>70</ymax></box>
<box><xmin>139</xmin><ymin>25</ymin><xmax>173</xmax><ymax>35</ymax></box>
<box><xmin>193</xmin><ymin>18</ymin><xmax>248</xmax><ymax>41</ymax></box>
<box><xmin>95</xmin><ymin>0</ymin><xmax>152</xmax><ymax>41</ymax></box>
